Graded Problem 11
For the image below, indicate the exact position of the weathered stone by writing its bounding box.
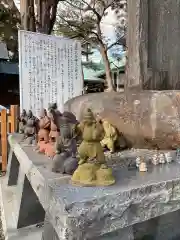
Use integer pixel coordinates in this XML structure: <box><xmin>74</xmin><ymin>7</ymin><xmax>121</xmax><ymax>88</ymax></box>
<box><xmin>7</xmin><ymin>134</ymin><xmax>180</xmax><ymax>240</ymax></box>
<box><xmin>46</xmin><ymin>162</ymin><xmax>180</xmax><ymax>239</ymax></box>
<box><xmin>64</xmin><ymin>91</ymin><xmax>180</xmax><ymax>149</ymax></box>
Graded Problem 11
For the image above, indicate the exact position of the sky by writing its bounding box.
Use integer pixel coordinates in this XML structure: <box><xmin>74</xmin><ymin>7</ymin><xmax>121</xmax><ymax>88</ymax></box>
<box><xmin>14</xmin><ymin>0</ymin><xmax>124</xmax><ymax>62</ymax></box>
<box><xmin>14</xmin><ymin>0</ymin><xmax>117</xmax><ymax>41</ymax></box>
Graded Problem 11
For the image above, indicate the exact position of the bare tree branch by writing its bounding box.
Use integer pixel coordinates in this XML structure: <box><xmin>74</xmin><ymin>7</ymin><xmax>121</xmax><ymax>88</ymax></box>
<box><xmin>81</xmin><ymin>0</ymin><xmax>102</xmax><ymax>22</ymax></box>
<box><xmin>107</xmin><ymin>34</ymin><xmax>125</xmax><ymax>50</ymax></box>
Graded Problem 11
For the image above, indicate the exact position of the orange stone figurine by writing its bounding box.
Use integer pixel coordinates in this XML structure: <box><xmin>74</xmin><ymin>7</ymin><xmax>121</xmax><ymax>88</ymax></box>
<box><xmin>38</xmin><ymin>109</ymin><xmax>51</xmax><ymax>143</ymax></box>
<box><xmin>44</xmin><ymin>107</ymin><xmax>61</xmax><ymax>157</ymax></box>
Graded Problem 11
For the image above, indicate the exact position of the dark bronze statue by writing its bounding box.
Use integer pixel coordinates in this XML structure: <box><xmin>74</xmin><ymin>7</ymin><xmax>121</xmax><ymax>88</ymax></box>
<box><xmin>48</xmin><ymin>103</ymin><xmax>62</xmax><ymax>117</ymax></box>
<box><xmin>23</xmin><ymin>110</ymin><xmax>38</xmax><ymax>145</ymax></box>
<box><xmin>51</xmin><ymin>111</ymin><xmax>78</xmax><ymax>175</ymax></box>
<box><xmin>18</xmin><ymin>109</ymin><xmax>27</xmax><ymax>134</ymax></box>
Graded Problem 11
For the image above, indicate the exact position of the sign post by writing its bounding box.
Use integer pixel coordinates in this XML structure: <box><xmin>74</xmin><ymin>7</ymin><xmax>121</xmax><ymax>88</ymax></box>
<box><xmin>18</xmin><ymin>30</ymin><xmax>83</xmax><ymax>116</ymax></box>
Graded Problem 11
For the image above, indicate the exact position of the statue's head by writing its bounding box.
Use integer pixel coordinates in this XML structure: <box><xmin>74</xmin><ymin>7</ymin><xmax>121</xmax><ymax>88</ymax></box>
<box><xmin>48</xmin><ymin>103</ymin><xmax>57</xmax><ymax>111</ymax></box>
<box><xmin>102</xmin><ymin>119</ymin><xmax>109</xmax><ymax>127</ymax></box>
<box><xmin>83</xmin><ymin>108</ymin><xmax>95</xmax><ymax>125</ymax></box>
<box><xmin>48</xmin><ymin>108</ymin><xmax>55</xmax><ymax>120</ymax></box>
<box><xmin>22</xmin><ymin>109</ymin><xmax>27</xmax><ymax>116</ymax></box>
<box><xmin>40</xmin><ymin>108</ymin><xmax>47</xmax><ymax>118</ymax></box>
<box><xmin>62</xmin><ymin>111</ymin><xmax>77</xmax><ymax>124</ymax></box>
<box><xmin>27</xmin><ymin>110</ymin><xmax>33</xmax><ymax>118</ymax></box>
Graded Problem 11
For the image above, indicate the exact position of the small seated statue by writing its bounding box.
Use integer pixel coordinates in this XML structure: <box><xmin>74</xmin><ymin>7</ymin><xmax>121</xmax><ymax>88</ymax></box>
<box><xmin>100</xmin><ymin>118</ymin><xmax>118</xmax><ymax>153</ymax></box>
<box><xmin>71</xmin><ymin>108</ymin><xmax>115</xmax><ymax>186</ymax></box>
<box><xmin>23</xmin><ymin>110</ymin><xmax>38</xmax><ymax>145</ymax></box>
<box><xmin>38</xmin><ymin>108</ymin><xmax>50</xmax><ymax>143</ymax></box>
<box><xmin>18</xmin><ymin>109</ymin><xmax>27</xmax><ymax>134</ymax></box>
<box><xmin>52</xmin><ymin>111</ymin><xmax>78</xmax><ymax>175</ymax></box>
<box><xmin>44</xmin><ymin>107</ymin><xmax>61</xmax><ymax>157</ymax></box>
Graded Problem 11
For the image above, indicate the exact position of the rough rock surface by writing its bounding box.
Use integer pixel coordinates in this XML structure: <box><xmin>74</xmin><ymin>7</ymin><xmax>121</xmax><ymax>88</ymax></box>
<box><xmin>64</xmin><ymin>91</ymin><xmax>180</xmax><ymax>149</ymax></box>
<box><xmin>48</xmin><ymin>161</ymin><xmax>180</xmax><ymax>240</ymax></box>
<box><xmin>7</xmin><ymin>134</ymin><xmax>180</xmax><ymax>240</ymax></box>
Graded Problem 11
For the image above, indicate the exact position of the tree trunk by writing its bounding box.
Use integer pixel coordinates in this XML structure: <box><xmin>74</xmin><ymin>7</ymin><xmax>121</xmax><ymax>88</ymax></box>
<box><xmin>20</xmin><ymin>0</ymin><xmax>59</xmax><ymax>34</ymax></box>
<box><xmin>99</xmin><ymin>44</ymin><xmax>114</xmax><ymax>91</ymax></box>
<box><xmin>127</xmin><ymin>0</ymin><xmax>180</xmax><ymax>90</ymax></box>
<box><xmin>37</xmin><ymin>0</ymin><xmax>58</xmax><ymax>34</ymax></box>
<box><xmin>28</xmin><ymin>0</ymin><xmax>36</xmax><ymax>32</ymax></box>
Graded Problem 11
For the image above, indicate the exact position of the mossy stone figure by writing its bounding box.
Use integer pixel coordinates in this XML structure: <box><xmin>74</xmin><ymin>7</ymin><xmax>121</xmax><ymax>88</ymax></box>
<box><xmin>71</xmin><ymin>108</ymin><xmax>115</xmax><ymax>186</ymax></box>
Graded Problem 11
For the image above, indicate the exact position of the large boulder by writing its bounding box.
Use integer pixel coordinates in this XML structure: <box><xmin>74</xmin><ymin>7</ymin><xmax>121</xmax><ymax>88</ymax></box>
<box><xmin>64</xmin><ymin>91</ymin><xmax>180</xmax><ymax>150</ymax></box>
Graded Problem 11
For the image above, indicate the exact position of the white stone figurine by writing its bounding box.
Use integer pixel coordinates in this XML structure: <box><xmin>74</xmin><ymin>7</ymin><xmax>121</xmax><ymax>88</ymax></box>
<box><xmin>176</xmin><ymin>149</ymin><xmax>180</xmax><ymax>163</ymax></box>
<box><xmin>151</xmin><ymin>153</ymin><xmax>159</xmax><ymax>165</ymax></box>
<box><xmin>165</xmin><ymin>152</ymin><xmax>173</xmax><ymax>163</ymax></box>
<box><xmin>159</xmin><ymin>153</ymin><xmax>166</xmax><ymax>164</ymax></box>
<box><xmin>136</xmin><ymin>157</ymin><xmax>141</xmax><ymax>168</ymax></box>
<box><xmin>139</xmin><ymin>160</ymin><xmax>148</xmax><ymax>172</ymax></box>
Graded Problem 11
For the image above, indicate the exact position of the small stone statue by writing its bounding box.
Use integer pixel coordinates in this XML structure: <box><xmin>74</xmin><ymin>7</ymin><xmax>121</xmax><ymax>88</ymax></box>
<box><xmin>101</xmin><ymin>119</ymin><xmax>118</xmax><ymax>153</ymax></box>
<box><xmin>23</xmin><ymin>110</ymin><xmax>38</xmax><ymax>145</ymax></box>
<box><xmin>38</xmin><ymin>109</ymin><xmax>51</xmax><ymax>143</ymax></box>
<box><xmin>18</xmin><ymin>109</ymin><xmax>27</xmax><ymax>134</ymax></box>
<box><xmin>165</xmin><ymin>152</ymin><xmax>173</xmax><ymax>163</ymax></box>
<box><xmin>176</xmin><ymin>148</ymin><xmax>180</xmax><ymax>163</ymax></box>
<box><xmin>71</xmin><ymin>108</ymin><xmax>115</xmax><ymax>186</ymax></box>
<box><xmin>136</xmin><ymin>156</ymin><xmax>141</xmax><ymax>168</ymax></box>
<box><xmin>52</xmin><ymin>112</ymin><xmax>78</xmax><ymax>174</ymax></box>
<box><xmin>42</xmin><ymin>108</ymin><xmax>61</xmax><ymax>157</ymax></box>
<box><xmin>139</xmin><ymin>158</ymin><xmax>147</xmax><ymax>172</ymax></box>
<box><xmin>152</xmin><ymin>152</ymin><xmax>159</xmax><ymax>165</ymax></box>
<box><xmin>159</xmin><ymin>153</ymin><xmax>166</xmax><ymax>164</ymax></box>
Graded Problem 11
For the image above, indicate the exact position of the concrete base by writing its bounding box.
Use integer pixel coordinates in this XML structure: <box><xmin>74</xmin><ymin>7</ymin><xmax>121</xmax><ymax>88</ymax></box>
<box><xmin>4</xmin><ymin>133</ymin><xmax>180</xmax><ymax>240</ymax></box>
<box><xmin>0</xmin><ymin>174</ymin><xmax>43</xmax><ymax>240</ymax></box>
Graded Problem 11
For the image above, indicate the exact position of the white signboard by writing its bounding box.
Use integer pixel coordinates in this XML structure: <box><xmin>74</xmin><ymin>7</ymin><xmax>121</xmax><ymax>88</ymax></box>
<box><xmin>18</xmin><ymin>30</ymin><xmax>83</xmax><ymax>116</ymax></box>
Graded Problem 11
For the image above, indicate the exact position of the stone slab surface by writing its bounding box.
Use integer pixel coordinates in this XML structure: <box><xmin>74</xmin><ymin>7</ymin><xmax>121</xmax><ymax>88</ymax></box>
<box><xmin>8</xmin><ymin>133</ymin><xmax>180</xmax><ymax>240</ymax></box>
<box><xmin>47</xmin><ymin>161</ymin><xmax>180</xmax><ymax>239</ymax></box>
<box><xmin>0</xmin><ymin>174</ymin><xmax>42</xmax><ymax>240</ymax></box>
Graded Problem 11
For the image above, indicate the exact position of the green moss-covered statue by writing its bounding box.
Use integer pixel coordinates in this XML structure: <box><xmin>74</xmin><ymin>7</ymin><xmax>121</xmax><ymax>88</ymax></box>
<box><xmin>71</xmin><ymin>108</ymin><xmax>115</xmax><ymax>186</ymax></box>
<box><xmin>101</xmin><ymin>119</ymin><xmax>118</xmax><ymax>153</ymax></box>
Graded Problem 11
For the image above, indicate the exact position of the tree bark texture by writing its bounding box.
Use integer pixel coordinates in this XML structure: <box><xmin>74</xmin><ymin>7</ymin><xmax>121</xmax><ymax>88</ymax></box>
<box><xmin>20</xmin><ymin>0</ymin><xmax>59</xmax><ymax>34</ymax></box>
<box><xmin>126</xmin><ymin>0</ymin><xmax>180</xmax><ymax>91</ymax></box>
<box><xmin>99</xmin><ymin>44</ymin><xmax>114</xmax><ymax>91</ymax></box>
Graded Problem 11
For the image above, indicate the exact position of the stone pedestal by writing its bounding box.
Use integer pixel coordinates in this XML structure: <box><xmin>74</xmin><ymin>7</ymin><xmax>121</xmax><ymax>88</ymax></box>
<box><xmin>3</xmin><ymin>133</ymin><xmax>180</xmax><ymax>240</ymax></box>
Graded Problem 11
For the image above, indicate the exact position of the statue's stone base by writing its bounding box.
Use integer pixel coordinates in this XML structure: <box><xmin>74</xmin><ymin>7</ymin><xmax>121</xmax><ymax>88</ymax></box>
<box><xmin>44</xmin><ymin>142</ymin><xmax>56</xmax><ymax>157</ymax></box>
<box><xmin>2</xmin><ymin>133</ymin><xmax>180</xmax><ymax>240</ymax></box>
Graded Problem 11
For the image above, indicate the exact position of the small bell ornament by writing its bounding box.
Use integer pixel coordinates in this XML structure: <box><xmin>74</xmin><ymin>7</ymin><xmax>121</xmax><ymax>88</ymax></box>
<box><xmin>159</xmin><ymin>153</ymin><xmax>166</xmax><ymax>164</ymax></box>
<box><xmin>165</xmin><ymin>152</ymin><xmax>173</xmax><ymax>163</ymax></box>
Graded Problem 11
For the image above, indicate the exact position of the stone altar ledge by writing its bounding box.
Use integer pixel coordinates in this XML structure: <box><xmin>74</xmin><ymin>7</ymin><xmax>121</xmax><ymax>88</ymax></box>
<box><xmin>47</xmin><ymin>162</ymin><xmax>180</xmax><ymax>239</ymax></box>
<box><xmin>7</xmin><ymin>134</ymin><xmax>180</xmax><ymax>240</ymax></box>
